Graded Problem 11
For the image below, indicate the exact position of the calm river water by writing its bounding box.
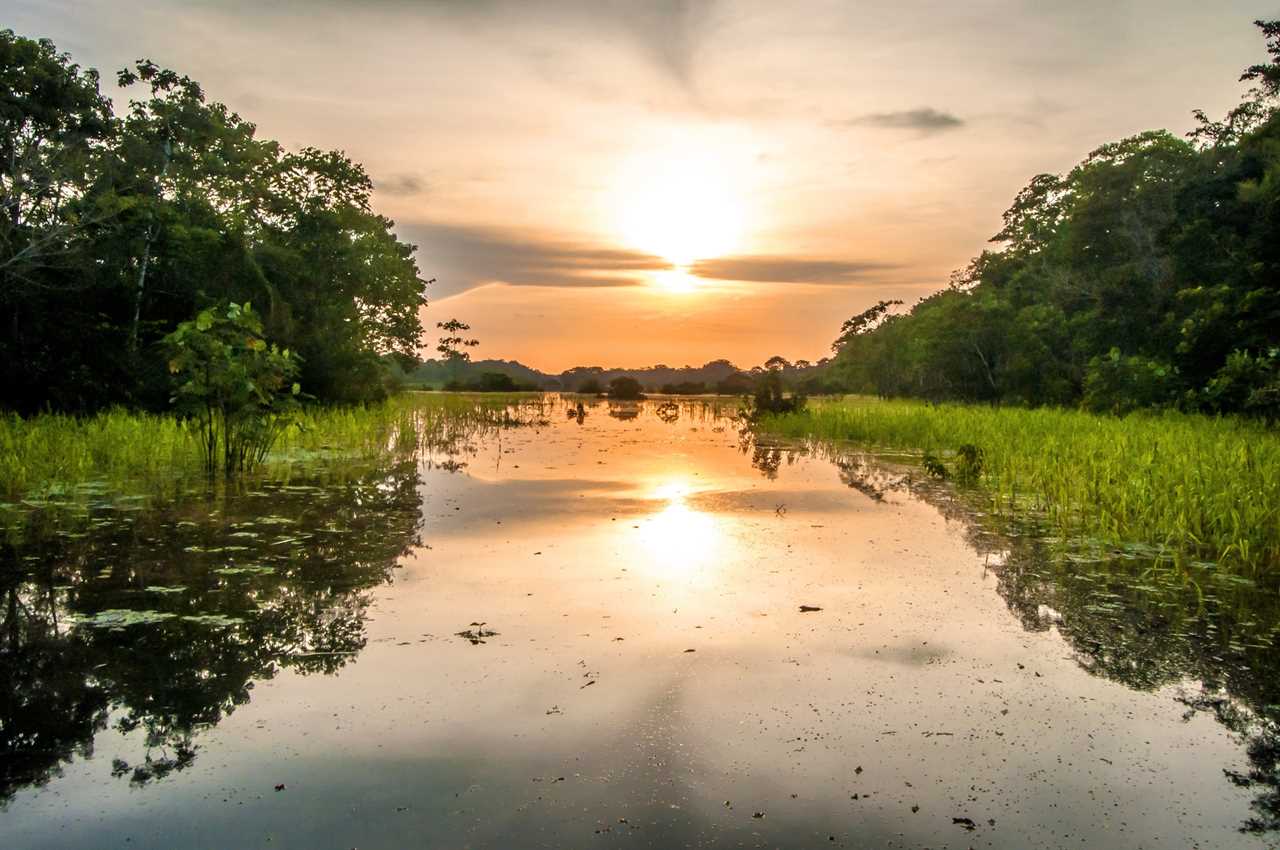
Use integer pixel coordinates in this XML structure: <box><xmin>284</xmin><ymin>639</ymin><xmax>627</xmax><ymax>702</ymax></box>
<box><xmin>2</xmin><ymin>397</ymin><xmax>1277</xmax><ymax>849</ymax></box>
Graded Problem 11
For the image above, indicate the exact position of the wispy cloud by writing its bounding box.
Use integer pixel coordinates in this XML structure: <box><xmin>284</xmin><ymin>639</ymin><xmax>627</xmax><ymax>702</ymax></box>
<box><xmin>844</xmin><ymin>107</ymin><xmax>964</xmax><ymax>135</ymax></box>
<box><xmin>688</xmin><ymin>256</ymin><xmax>898</xmax><ymax>285</ymax></box>
<box><xmin>375</xmin><ymin>174</ymin><xmax>429</xmax><ymax>196</ymax></box>
<box><xmin>399</xmin><ymin>221</ymin><xmax>670</xmax><ymax>295</ymax></box>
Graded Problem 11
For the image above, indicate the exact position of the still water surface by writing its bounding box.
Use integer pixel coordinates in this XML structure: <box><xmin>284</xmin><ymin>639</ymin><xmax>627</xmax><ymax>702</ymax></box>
<box><xmin>2</xmin><ymin>398</ymin><xmax>1277</xmax><ymax>849</ymax></box>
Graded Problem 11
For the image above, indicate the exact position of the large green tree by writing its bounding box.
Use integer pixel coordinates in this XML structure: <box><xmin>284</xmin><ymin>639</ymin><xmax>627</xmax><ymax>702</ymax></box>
<box><xmin>828</xmin><ymin>20</ymin><xmax>1280</xmax><ymax>418</ymax></box>
<box><xmin>0</xmin><ymin>30</ymin><xmax>430</xmax><ymax>413</ymax></box>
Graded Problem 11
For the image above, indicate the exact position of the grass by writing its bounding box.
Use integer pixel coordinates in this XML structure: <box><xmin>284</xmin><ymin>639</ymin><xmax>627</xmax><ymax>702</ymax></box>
<box><xmin>756</xmin><ymin>396</ymin><xmax>1280</xmax><ymax>577</ymax></box>
<box><xmin>0</xmin><ymin>392</ymin><xmax>547</xmax><ymax>505</ymax></box>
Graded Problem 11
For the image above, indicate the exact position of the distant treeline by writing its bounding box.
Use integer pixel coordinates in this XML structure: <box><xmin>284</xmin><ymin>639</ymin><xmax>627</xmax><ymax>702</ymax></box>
<box><xmin>826</xmin><ymin>20</ymin><xmax>1280</xmax><ymax>418</ymax></box>
<box><xmin>404</xmin><ymin>355</ymin><xmax>840</xmax><ymax>395</ymax></box>
<box><xmin>0</xmin><ymin>31</ymin><xmax>427</xmax><ymax>414</ymax></box>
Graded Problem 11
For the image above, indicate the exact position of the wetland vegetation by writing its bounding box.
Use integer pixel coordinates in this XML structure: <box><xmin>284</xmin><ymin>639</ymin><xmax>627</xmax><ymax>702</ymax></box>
<box><xmin>758</xmin><ymin>396</ymin><xmax>1280</xmax><ymax>578</ymax></box>
<box><xmin>4</xmin><ymin>14</ymin><xmax>1280</xmax><ymax>850</ymax></box>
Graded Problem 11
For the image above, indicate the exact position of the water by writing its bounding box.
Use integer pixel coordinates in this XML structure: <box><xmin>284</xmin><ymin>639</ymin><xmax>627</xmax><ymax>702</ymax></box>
<box><xmin>2</xmin><ymin>397</ymin><xmax>1277</xmax><ymax>848</ymax></box>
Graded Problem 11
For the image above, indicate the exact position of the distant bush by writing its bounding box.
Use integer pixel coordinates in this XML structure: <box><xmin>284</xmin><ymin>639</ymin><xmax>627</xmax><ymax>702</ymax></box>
<box><xmin>748</xmin><ymin>371</ymin><xmax>805</xmax><ymax>416</ymax></box>
<box><xmin>441</xmin><ymin>371</ymin><xmax>537</xmax><ymax>392</ymax></box>
<box><xmin>607</xmin><ymin>377</ymin><xmax>644</xmax><ymax>400</ymax></box>
<box><xmin>660</xmin><ymin>381</ymin><xmax>707</xmax><ymax>394</ymax></box>
<box><xmin>577</xmin><ymin>378</ymin><xmax>604</xmax><ymax>394</ymax></box>
<box><xmin>713</xmin><ymin>372</ymin><xmax>755</xmax><ymax>395</ymax></box>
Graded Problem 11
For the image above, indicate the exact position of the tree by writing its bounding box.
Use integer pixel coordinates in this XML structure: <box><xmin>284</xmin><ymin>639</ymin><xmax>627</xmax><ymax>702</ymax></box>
<box><xmin>821</xmin><ymin>20</ymin><xmax>1280</xmax><ymax>416</ymax></box>
<box><xmin>607</xmin><ymin>376</ymin><xmax>643</xmax><ymax>400</ymax></box>
<box><xmin>0</xmin><ymin>35</ymin><xmax>429</xmax><ymax>413</ymax></box>
<box><xmin>163</xmin><ymin>302</ymin><xmax>300</xmax><ymax>476</ymax></box>
<box><xmin>435</xmin><ymin>318</ymin><xmax>478</xmax><ymax>385</ymax></box>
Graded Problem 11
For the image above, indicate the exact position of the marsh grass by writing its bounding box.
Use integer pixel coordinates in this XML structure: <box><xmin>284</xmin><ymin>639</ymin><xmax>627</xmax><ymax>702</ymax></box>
<box><xmin>758</xmin><ymin>396</ymin><xmax>1280</xmax><ymax>576</ymax></box>
<box><xmin>0</xmin><ymin>392</ymin><xmax>547</xmax><ymax>509</ymax></box>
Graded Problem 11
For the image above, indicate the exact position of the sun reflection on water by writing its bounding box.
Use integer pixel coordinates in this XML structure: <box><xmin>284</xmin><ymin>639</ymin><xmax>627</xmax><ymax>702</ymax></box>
<box><xmin>635</xmin><ymin>479</ymin><xmax>722</xmax><ymax>583</ymax></box>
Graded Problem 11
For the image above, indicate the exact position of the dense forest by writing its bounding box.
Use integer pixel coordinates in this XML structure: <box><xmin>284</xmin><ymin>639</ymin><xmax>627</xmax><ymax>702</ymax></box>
<box><xmin>0</xmin><ymin>31</ymin><xmax>428</xmax><ymax>414</ymax></box>
<box><xmin>826</xmin><ymin>20</ymin><xmax>1280</xmax><ymax>417</ymax></box>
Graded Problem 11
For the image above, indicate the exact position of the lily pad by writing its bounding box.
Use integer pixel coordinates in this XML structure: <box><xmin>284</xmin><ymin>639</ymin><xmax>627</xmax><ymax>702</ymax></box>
<box><xmin>72</xmin><ymin>609</ymin><xmax>177</xmax><ymax>629</ymax></box>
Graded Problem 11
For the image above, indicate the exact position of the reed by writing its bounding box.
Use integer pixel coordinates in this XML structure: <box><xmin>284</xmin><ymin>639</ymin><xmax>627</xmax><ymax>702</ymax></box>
<box><xmin>0</xmin><ymin>392</ymin><xmax>546</xmax><ymax>504</ymax></box>
<box><xmin>757</xmin><ymin>396</ymin><xmax>1280</xmax><ymax>575</ymax></box>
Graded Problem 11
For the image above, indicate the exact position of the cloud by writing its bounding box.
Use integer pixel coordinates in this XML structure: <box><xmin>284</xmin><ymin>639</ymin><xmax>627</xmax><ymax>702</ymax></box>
<box><xmin>688</xmin><ymin>256</ymin><xmax>898</xmax><ymax>285</ymax></box>
<box><xmin>375</xmin><ymin>174</ymin><xmax>428</xmax><ymax>196</ymax></box>
<box><xmin>398</xmin><ymin>221</ymin><xmax>671</xmax><ymax>295</ymax></box>
<box><xmin>844</xmin><ymin>107</ymin><xmax>964</xmax><ymax>134</ymax></box>
<box><xmin>218</xmin><ymin>0</ymin><xmax>719</xmax><ymax>88</ymax></box>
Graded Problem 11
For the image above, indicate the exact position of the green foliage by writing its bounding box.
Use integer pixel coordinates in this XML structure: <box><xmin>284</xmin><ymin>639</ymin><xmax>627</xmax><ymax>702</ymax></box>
<box><xmin>1082</xmin><ymin>349</ymin><xmax>1181</xmax><ymax>414</ymax></box>
<box><xmin>748</xmin><ymin>370</ymin><xmax>806</xmax><ymax>416</ymax></box>
<box><xmin>576</xmin><ymin>378</ymin><xmax>604</xmax><ymax>394</ymax></box>
<box><xmin>921</xmin><ymin>452</ymin><xmax>948</xmax><ymax>480</ymax></box>
<box><xmin>757</xmin><ymin>396</ymin><xmax>1280</xmax><ymax>576</ymax></box>
<box><xmin>0</xmin><ymin>393</ymin><xmax>549</xmax><ymax>510</ymax></box>
<box><xmin>0</xmin><ymin>30</ymin><xmax>428</xmax><ymax>414</ymax></box>
<box><xmin>163</xmin><ymin>302</ymin><xmax>300</xmax><ymax>476</ymax></box>
<box><xmin>955</xmin><ymin>443</ymin><xmax>986</xmax><ymax>483</ymax></box>
<box><xmin>1198</xmin><ymin>348</ymin><xmax>1280</xmax><ymax>419</ymax></box>
<box><xmin>825</xmin><ymin>21</ymin><xmax>1280</xmax><ymax>418</ymax></box>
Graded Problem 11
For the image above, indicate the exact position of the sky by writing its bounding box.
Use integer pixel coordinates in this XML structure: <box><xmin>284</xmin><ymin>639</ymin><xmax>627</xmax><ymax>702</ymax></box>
<box><xmin>11</xmin><ymin>0</ymin><xmax>1279</xmax><ymax>371</ymax></box>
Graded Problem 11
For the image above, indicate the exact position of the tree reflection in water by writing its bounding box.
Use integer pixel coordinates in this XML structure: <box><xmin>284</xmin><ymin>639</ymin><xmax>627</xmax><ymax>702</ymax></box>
<box><xmin>804</xmin><ymin>440</ymin><xmax>1280</xmax><ymax>836</ymax></box>
<box><xmin>0</xmin><ymin>459</ymin><xmax>424</xmax><ymax>801</ymax></box>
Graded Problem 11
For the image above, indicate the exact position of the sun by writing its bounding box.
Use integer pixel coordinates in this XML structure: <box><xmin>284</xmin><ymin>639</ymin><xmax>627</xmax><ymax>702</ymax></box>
<box><xmin>612</xmin><ymin>132</ymin><xmax>750</xmax><ymax>270</ymax></box>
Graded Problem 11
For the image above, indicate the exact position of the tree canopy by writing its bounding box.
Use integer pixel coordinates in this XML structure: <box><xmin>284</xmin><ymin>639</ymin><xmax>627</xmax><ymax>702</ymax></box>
<box><xmin>827</xmin><ymin>20</ymin><xmax>1280</xmax><ymax>418</ymax></box>
<box><xmin>0</xmin><ymin>31</ymin><xmax>429</xmax><ymax>412</ymax></box>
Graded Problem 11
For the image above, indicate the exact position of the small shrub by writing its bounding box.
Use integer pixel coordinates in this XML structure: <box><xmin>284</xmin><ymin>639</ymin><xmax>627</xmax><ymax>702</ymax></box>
<box><xmin>922</xmin><ymin>452</ymin><xmax>948</xmax><ymax>479</ymax></box>
<box><xmin>163</xmin><ymin>302</ymin><xmax>301</xmax><ymax>477</ymax></box>
<box><xmin>749</xmin><ymin>371</ymin><xmax>806</xmax><ymax>416</ymax></box>
<box><xmin>955</xmin><ymin>443</ymin><xmax>985</xmax><ymax>483</ymax></box>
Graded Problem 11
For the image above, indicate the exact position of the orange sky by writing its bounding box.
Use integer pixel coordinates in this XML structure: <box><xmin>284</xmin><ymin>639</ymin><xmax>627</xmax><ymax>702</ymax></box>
<box><xmin>13</xmin><ymin>0</ymin><xmax>1276</xmax><ymax>371</ymax></box>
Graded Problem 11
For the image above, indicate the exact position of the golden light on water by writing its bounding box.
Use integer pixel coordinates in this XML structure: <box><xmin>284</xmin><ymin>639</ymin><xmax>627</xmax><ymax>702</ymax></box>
<box><xmin>637</xmin><ymin>479</ymin><xmax>722</xmax><ymax>580</ymax></box>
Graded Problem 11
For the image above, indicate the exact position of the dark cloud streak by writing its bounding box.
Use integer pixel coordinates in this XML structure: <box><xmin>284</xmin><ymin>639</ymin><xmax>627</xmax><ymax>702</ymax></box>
<box><xmin>689</xmin><ymin>256</ymin><xmax>899</xmax><ymax>285</ymax></box>
<box><xmin>844</xmin><ymin>107</ymin><xmax>964</xmax><ymax>134</ymax></box>
<box><xmin>375</xmin><ymin>174</ymin><xmax>428</xmax><ymax>196</ymax></box>
<box><xmin>398</xmin><ymin>221</ymin><xmax>670</xmax><ymax>295</ymax></box>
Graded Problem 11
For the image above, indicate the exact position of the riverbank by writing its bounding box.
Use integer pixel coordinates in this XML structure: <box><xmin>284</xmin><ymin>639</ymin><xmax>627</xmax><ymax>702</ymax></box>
<box><xmin>756</xmin><ymin>396</ymin><xmax>1280</xmax><ymax>576</ymax></box>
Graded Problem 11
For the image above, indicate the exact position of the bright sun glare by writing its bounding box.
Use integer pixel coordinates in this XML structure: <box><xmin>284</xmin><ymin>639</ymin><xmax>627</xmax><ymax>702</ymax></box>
<box><xmin>636</xmin><ymin>479</ymin><xmax>722</xmax><ymax>581</ymax></box>
<box><xmin>613</xmin><ymin>133</ymin><xmax>750</xmax><ymax>284</ymax></box>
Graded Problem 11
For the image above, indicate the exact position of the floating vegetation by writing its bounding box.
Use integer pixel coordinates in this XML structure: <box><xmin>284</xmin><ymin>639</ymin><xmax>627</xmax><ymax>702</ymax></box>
<box><xmin>71</xmin><ymin>609</ymin><xmax>178</xmax><ymax>629</ymax></box>
<box><xmin>213</xmin><ymin>565</ymin><xmax>277</xmax><ymax>576</ymax></box>
<box><xmin>456</xmin><ymin>622</ymin><xmax>499</xmax><ymax>644</ymax></box>
<box><xmin>179</xmin><ymin>614</ymin><xmax>244</xmax><ymax>627</ymax></box>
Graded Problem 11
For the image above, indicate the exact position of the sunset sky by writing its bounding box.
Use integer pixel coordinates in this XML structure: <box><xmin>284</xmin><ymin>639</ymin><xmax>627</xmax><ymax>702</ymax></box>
<box><xmin>12</xmin><ymin>1</ymin><xmax>1276</xmax><ymax>371</ymax></box>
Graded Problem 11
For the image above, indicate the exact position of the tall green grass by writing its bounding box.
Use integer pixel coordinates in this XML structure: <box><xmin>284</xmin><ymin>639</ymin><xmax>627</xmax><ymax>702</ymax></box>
<box><xmin>0</xmin><ymin>392</ymin><xmax>547</xmax><ymax>503</ymax></box>
<box><xmin>757</xmin><ymin>396</ymin><xmax>1280</xmax><ymax>576</ymax></box>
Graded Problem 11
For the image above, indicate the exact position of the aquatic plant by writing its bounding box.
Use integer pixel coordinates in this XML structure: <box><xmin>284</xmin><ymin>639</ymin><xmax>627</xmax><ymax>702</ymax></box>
<box><xmin>756</xmin><ymin>396</ymin><xmax>1280</xmax><ymax>575</ymax></box>
<box><xmin>0</xmin><ymin>392</ymin><xmax>546</xmax><ymax>509</ymax></box>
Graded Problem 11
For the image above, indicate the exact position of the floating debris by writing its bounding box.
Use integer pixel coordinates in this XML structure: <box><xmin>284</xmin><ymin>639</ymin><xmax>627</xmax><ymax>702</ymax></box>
<box><xmin>456</xmin><ymin>622</ymin><xmax>498</xmax><ymax>644</ymax></box>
